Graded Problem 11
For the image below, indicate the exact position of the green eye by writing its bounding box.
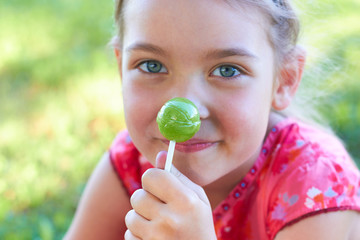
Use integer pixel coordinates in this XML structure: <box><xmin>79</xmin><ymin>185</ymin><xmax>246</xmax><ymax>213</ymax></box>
<box><xmin>139</xmin><ymin>60</ymin><xmax>167</xmax><ymax>73</ymax></box>
<box><xmin>213</xmin><ymin>65</ymin><xmax>240</xmax><ymax>78</ymax></box>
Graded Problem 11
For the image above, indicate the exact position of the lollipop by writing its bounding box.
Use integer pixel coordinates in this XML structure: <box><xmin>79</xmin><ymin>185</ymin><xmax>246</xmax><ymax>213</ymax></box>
<box><xmin>157</xmin><ymin>97</ymin><xmax>201</xmax><ymax>171</ymax></box>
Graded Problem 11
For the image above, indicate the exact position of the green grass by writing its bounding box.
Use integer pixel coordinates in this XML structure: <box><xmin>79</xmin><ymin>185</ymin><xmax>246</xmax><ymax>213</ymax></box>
<box><xmin>0</xmin><ymin>0</ymin><xmax>124</xmax><ymax>239</ymax></box>
<box><xmin>0</xmin><ymin>0</ymin><xmax>359</xmax><ymax>239</ymax></box>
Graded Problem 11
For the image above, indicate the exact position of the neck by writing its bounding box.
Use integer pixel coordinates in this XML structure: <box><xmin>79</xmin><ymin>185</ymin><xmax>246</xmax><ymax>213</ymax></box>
<box><xmin>204</xmin><ymin>147</ymin><xmax>261</xmax><ymax>210</ymax></box>
<box><xmin>204</xmin><ymin>112</ymin><xmax>285</xmax><ymax>210</ymax></box>
<box><xmin>204</xmin><ymin>112</ymin><xmax>285</xmax><ymax>209</ymax></box>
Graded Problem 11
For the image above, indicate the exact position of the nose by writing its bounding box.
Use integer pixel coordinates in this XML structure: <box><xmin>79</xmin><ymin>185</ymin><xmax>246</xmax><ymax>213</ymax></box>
<box><xmin>171</xmin><ymin>74</ymin><xmax>210</xmax><ymax>120</ymax></box>
<box><xmin>189</xmin><ymin>98</ymin><xmax>210</xmax><ymax>120</ymax></box>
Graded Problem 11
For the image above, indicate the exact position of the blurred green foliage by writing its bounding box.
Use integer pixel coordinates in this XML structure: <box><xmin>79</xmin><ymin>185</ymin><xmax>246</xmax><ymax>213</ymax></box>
<box><xmin>0</xmin><ymin>0</ymin><xmax>359</xmax><ymax>239</ymax></box>
<box><xmin>1</xmin><ymin>0</ymin><xmax>123</xmax><ymax>239</ymax></box>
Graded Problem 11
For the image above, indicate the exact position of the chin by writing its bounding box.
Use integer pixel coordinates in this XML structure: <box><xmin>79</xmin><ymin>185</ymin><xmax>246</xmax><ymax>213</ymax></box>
<box><xmin>178</xmin><ymin>165</ymin><xmax>223</xmax><ymax>187</ymax></box>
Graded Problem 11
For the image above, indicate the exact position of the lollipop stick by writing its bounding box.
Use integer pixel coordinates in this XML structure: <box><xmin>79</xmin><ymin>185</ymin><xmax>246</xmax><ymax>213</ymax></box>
<box><xmin>165</xmin><ymin>140</ymin><xmax>176</xmax><ymax>172</ymax></box>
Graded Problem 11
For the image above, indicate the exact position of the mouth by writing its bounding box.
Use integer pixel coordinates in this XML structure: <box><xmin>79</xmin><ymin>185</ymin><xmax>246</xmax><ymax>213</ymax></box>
<box><xmin>161</xmin><ymin>138</ymin><xmax>217</xmax><ymax>153</ymax></box>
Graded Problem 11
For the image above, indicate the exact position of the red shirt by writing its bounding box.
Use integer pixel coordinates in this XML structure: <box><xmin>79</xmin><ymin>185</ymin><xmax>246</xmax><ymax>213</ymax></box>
<box><xmin>109</xmin><ymin>118</ymin><xmax>360</xmax><ymax>240</ymax></box>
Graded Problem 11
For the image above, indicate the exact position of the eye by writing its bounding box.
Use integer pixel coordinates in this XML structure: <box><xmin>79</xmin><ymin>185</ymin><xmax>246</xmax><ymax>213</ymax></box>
<box><xmin>212</xmin><ymin>65</ymin><xmax>241</xmax><ymax>78</ymax></box>
<box><xmin>138</xmin><ymin>60</ymin><xmax>167</xmax><ymax>73</ymax></box>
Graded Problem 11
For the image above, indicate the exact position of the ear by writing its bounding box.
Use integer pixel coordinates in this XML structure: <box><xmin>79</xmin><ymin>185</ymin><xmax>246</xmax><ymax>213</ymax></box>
<box><xmin>111</xmin><ymin>35</ymin><xmax>123</xmax><ymax>78</ymax></box>
<box><xmin>272</xmin><ymin>46</ymin><xmax>306</xmax><ymax>111</ymax></box>
<box><xmin>114</xmin><ymin>47</ymin><xmax>123</xmax><ymax>78</ymax></box>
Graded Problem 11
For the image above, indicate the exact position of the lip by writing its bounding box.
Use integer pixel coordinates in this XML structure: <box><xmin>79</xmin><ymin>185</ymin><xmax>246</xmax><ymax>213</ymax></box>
<box><xmin>161</xmin><ymin>138</ymin><xmax>217</xmax><ymax>153</ymax></box>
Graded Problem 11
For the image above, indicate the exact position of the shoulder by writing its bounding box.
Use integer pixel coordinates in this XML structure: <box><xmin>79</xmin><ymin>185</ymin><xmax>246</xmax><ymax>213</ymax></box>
<box><xmin>263</xmin><ymin>118</ymin><xmax>360</xmax><ymax>191</ymax></box>
<box><xmin>268</xmin><ymin>118</ymin><xmax>358</xmax><ymax>176</ymax></box>
<box><xmin>109</xmin><ymin>130</ymin><xmax>153</xmax><ymax>195</ymax></box>
<box><xmin>64</xmin><ymin>152</ymin><xmax>131</xmax><ymax>239</ymax></box>
<box><xmin>274</xmin><ymin>210</ymin><xmax>360</xmax><ymax>240</ymax></box>
<box><xmin>262</xmin><ymin>118</ymin><xmax>360</xmax><ymax>239</ymax></box>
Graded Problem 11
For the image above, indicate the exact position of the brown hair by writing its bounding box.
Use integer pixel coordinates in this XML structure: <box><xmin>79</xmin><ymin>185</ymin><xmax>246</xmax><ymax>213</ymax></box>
<box><xmin>113</xmin><ymin>0</ymin><xmax>300</xmax><ymax>68</ymax></box>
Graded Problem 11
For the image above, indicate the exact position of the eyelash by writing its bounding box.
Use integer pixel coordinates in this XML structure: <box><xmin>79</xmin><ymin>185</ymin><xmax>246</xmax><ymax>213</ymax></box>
<box><xmin>136</xmin><ymin>60</ymin><xmax>248</xmax><ymax>80</ymax></box>
<box><xmin>210</xmin><ymin>64</ymin><xmax>247</xmax><ymax>80</ymax></box>
<box><xmin>137</xmin><ymin>60</ymin><xmax>167</xmax><ymax>74</ymax></box>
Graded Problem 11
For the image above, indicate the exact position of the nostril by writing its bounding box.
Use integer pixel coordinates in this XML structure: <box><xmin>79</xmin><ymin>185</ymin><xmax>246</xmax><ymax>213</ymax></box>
<box><xmin>197</xmin><ymin>104</ymin><xmax>210</xmax><ymax>120</ymax></box>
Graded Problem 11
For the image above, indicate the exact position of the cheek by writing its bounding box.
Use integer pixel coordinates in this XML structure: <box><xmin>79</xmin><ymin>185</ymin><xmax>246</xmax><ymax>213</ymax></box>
<box><xmin>122</xmin><ymin>80</ymin><xmax>166</xmax><ymax>162</ymax></box>
<box><xmin>217</xmin><ymin>86</ymin><xmax>273</xmax><ymax>142</ymax></box>
<box><xmin>122</xmin><ymin>81</ymin><xmax>158</xmax><ymax>138</ymax></box>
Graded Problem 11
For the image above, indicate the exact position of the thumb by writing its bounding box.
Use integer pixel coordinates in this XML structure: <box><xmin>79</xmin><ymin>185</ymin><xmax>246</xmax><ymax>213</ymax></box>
<box><xmin>156</xmin><ymin>151</ymin><xmax>210</xmax><ymax>206</ymax></box>
<box><xmin>171</xmin><ymin>164</ymin><xmax>211</xmax><ymax>206</ymax></box>
<box><xmin>155</xmin><ymin>151</ymin><xmax>167</xmax><ymax>170</ymax></box>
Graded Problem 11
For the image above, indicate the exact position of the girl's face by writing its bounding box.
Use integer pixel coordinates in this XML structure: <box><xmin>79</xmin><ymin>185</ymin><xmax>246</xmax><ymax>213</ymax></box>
<box><xmin>119</xmin><ymin>0</ymin><xmax>277</xmax><ymax>186</ymax></box>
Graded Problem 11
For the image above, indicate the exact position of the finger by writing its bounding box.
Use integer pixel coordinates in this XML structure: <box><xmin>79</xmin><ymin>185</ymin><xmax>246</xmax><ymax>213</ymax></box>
<box><xmin>125</xmin><ymin>209</ymin><xmax>149</xmax><ymax>238</ymax></box>
<box><xmin>142</xmin><ymin>167</ymin><xmax>210</xmax><ymax>207</ymax></box>
<box><xmin>142</xmin><ymin>168</ymin><xmax>172</xmax><ymax>203</ymax></box>
<box><xmin>124</xmin><ymin>229</ymin><xmax>141</xmax><ymax>240</ymax></box>
<box><xmin>155</xmin><ymin>151</ymin><xmax>167</xmax><ymax>170</ymax></box>
<box><xmin>169</xmin><ymin>164</ymin><xmax>210</xmax><ymax>206</ymax></box>
<box><xmin>155</xmin><ymin>151</ymin><xmax>210</xmax><ymax>206</ymax></box>
<box><xmin>130</xmin><ymin>188</ymin><xmax>165</xmax><ymax>220</ymax></box>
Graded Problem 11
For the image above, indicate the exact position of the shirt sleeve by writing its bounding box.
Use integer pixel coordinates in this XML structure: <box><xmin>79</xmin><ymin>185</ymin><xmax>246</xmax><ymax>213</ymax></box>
<box><xmin>264</xmin><ymin>124</ymin><xmax>360</xmax><ymax>239</ymax></box>
<box><xmin>109</xmin><ymin>131</ymin><xmax>143</xmax><ymax>196</ymax></box>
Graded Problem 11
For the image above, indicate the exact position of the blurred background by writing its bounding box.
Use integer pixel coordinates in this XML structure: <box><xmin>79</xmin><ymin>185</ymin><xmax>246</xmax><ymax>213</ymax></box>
<box><xmin>0</xmin><ymin>0</ymin><xmax>359</xmax><ymax>239</ymax></box>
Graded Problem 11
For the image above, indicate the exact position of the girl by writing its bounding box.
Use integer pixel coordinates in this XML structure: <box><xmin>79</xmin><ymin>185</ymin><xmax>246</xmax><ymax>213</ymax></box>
<box><xmin>65</xmin><ymin>0</ymin><xmax>360</xmax><ymax>239</ymax></box>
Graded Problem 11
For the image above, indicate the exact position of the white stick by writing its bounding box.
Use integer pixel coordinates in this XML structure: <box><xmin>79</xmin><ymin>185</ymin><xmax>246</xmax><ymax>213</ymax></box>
<box><xmin>165</xmin><ymin>140</ymin><xmax>176</xmax><ymax>172</ymax></box>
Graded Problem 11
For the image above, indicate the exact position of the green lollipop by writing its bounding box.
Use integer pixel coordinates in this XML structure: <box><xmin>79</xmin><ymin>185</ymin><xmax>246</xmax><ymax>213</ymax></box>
<box><xmin>157</xmin><ymin>97</ymin><xmax>201</xmax><ymax>142</ymax></box>
<box><xmin>156</xmin><ymin>97</ymin><xmax>201</xmax><ymax>171</ymax></box>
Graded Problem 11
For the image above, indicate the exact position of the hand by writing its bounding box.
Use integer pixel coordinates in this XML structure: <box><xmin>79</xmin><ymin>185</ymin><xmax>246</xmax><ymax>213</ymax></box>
<box><xmin>124</xmin><ymin>151</ymin><xmax>217</xmax><ymax>240</ymax></box>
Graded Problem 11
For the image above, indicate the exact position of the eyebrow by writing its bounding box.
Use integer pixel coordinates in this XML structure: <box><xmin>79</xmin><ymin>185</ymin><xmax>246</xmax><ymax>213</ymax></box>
<box><xmin>125</xmin><ymin>42</ymin><xmax>258</xmax><ymax>60</ymax></box>
<box><xmin>205</xmin><ymin>47</ymin><xmax>259</xmax><ymax>60</ymax></box>
<box><xmin>125</xmin><ymin>42</ymin><xmax>167</xmax><ymax>57</ymax></box>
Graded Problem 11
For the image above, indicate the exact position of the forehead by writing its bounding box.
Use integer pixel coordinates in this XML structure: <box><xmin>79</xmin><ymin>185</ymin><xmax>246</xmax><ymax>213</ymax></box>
<box><xmin>122</xmin><ymin>0</ymin><xmax>271</xmax><ymax>57</ymax></box>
